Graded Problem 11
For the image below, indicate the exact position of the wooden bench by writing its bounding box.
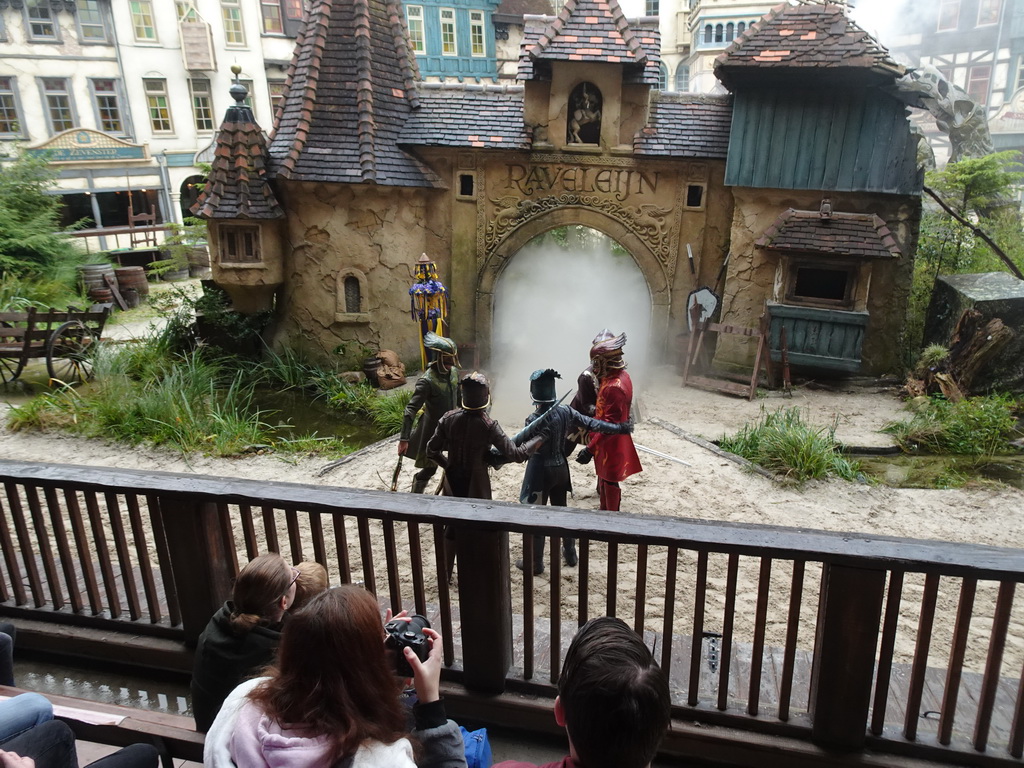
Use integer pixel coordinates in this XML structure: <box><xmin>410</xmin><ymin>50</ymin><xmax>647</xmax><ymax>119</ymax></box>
<box><xmin>0</xmin><ymin>685</ymin><xmax>204</xmax><ymax>768</ymax></box>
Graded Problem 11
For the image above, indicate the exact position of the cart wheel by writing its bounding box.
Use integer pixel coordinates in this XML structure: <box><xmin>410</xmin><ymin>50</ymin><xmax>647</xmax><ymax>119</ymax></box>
<box><xmin>0</xmin><ymin>321</ymin><xmax>27</xmax><ymax>384</ymax></box>
<box><xmin>0</xmin><ymin>355</ymin><xmax>25</xmax><ymax>385</ymax></box>
<box><xmin>46</xmin><ymin>320</ymin><xmax>97</xmax><ymax>386</ymax></box>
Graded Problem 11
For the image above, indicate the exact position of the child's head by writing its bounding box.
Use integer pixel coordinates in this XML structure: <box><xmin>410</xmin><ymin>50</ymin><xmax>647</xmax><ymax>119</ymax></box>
<box><xmin>291</xmin><ymin>561</ymin><xmax>329</xmax><ymax>610</ymax></box>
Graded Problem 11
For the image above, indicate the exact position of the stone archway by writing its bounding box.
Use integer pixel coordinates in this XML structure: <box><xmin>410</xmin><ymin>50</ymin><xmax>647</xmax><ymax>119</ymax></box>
<box><xmin>475</xmin><ymin>205</ymin><xmax>671</xmax><ymax>363</ymax></box>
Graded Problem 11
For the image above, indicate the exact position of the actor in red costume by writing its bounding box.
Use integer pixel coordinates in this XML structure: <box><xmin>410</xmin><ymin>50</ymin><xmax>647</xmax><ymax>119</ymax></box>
<box><xmin>586</xmin><ymin>332</ymin><xmax>641</xmax><ymax>512</ymax></box>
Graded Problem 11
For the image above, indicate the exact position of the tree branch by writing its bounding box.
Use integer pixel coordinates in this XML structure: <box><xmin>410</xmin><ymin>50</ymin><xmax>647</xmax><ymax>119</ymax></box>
<box><xmin>923</xmin><ymin>185</ymin><xmax>1024</xmax><ymax>280</ymax></box>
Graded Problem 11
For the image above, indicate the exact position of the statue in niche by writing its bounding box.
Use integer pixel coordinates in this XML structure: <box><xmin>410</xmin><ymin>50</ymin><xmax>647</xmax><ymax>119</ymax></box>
<box><xmin>568</xmin><ymin>83</ymin><xmax>602</xmax><ymax>145</ymax></box>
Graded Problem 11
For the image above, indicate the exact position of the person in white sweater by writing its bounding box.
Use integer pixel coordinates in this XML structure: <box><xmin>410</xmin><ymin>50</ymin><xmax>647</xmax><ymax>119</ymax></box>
<box><xmin>204</xmin><ymin>585</ymin><xmax>465</xmax><ymax>768</ymax></box>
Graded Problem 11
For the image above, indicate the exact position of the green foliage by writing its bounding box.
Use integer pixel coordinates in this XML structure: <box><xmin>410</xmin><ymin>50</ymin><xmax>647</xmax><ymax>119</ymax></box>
<box><xmin>148</xmin><ymin>216</ymin><xmax>208</xmax><ymax>276</ymax></box>
<box><xmin>719</xmin><ymin>407</ymin><xmax>862</xmax><ymax>483</ymax></box>
<box><xmin>0</xmin><ymin>152</ymin><xmax>87</xmax><ymax>300</ymax></box>
<box><xmin>908</xmin><ymin>151</ymin><xmax>1024</xmax><ymax>356</ymax></box>
<box><xmin>0</xmin><ymin>272</ymin><xmax>85</xmax><ymax>313</ymax></box>
<box><xmin>882</xmin><ymin>395</ymin><xmax>1019</xmax><ymax>455</ymax></box>
<box><xmin>192</xmin><ymin>284</ymin><xmax>272</xmax><ymax>347</ymax></box>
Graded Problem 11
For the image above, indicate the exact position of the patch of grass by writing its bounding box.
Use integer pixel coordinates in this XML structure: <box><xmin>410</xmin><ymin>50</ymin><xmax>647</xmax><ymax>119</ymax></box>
<box><xmin>882</xmin><ymin>395</ymin><xmax>1018</xmax><ymax>455</ymax></box>
<box><xmin>719</xmin><ymin>407</ymin><xmax>862</xmax><ymax>483</ymax></box>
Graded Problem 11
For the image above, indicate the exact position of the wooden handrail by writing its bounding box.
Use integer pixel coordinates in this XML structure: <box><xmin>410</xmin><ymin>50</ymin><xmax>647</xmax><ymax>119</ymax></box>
<box><xmin>2</xmin><ymin>460</ymin><xmax>1023</xmax><ymax>579</ymax></box>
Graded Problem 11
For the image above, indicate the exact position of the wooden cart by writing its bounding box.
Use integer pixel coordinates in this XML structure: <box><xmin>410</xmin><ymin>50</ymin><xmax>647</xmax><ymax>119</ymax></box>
<box><xmin>0</xmin><ymin>306</ymin><xmax>110</xmax><ymax>386</ymax></box>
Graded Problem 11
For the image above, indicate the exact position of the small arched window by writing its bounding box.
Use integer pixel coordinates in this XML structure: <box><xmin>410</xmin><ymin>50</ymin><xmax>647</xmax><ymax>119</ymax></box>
<box><xmin>714</xmin><ymin>23</ymin><xmax>723</xmax><ymax>43</ymax></box>
<box><xmin>726</xmin><ymin>22</ymin><xmax>734</xmax><ymax>41</ymax></box>
<box><xmin>658</xmin><ymin>63</ymin><xmax>668</xmax><ymax>90</ymax></box>
<box><xmin>675</xmin><ymin>62</ymin><xmax>689</xmax><ymax>92</ymax></box>
<box><xmin>737</xmin><ymin>21</ymin><xmax>746</xmax><ymax>36</ymax></box>
<box><xmin>704</xmin><ymin>24</ymin><xmax>713</xmax><ymax>44</ymax></box>
<box><xmin>344</xmin><ymin>276</ymin><xmax>361</xmax><ymax>314</ymax></box>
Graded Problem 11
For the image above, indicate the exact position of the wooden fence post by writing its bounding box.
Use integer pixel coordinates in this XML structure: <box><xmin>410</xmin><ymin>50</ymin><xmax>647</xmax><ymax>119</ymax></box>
<box><xmin>455</xmin><ymin>526</ymin><xmax>512</xmax><ymax>693</ymax></box>
<box><xmin>809</xmin><ymin>563</ymin><xmax>886</xmax><ymax>750</ymax></box>
<box><xmin>152</xmin><ymin>494</ymin><xmax>236</xmax><ymax>646</ymax></box>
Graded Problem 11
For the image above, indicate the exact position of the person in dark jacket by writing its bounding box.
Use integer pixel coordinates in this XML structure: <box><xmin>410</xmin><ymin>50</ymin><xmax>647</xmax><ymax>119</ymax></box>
<box><xmin>426</xmin><ymin>372</ymin><xmax>540</xmax><ymax>581</ymax></box>
<box><xmin>399</xmin><ymin>332</ymin><xmax>459</xmax><ymax>494</ymax></box>
<box><xmin>516</xmin><ymin>369</ymin><xmax>632</xmax><ymax>575</ymax></box>
<box><xmin>190</xmin><ymin>552</ymin><xmax>299</xmax><ymax>732</ymax></box>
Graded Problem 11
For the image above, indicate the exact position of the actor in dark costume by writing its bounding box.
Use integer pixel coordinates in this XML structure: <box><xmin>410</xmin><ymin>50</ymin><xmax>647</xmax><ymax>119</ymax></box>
<box><xmin>588</xmin><ymin>332</ymin><xmax>642</xmax><ymax>512</ymax></box>
<box><xmin>568</xmin><ymin>329</ymin><xmax>615</xmax><ymax>463</ymax></box>
<box><xmin>516</xmin><ymin>369</ymin><xmax>632</xmax><ymax>575</ymax></box>
<box><xmin>398</xmin><ymin>331</ymin><xmax>459</xmax><ymax>494</ymax></box>
<box><xmin>426</xmin><ymin>372</ymin><xmax>540</xmax><ymax>579</ymax></box>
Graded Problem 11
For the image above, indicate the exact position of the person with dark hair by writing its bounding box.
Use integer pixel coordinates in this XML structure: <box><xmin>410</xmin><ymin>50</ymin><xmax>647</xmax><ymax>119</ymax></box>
<box><xmin>204</xmin><ymin>585</ymin><xmax>466</xmax><ymax>768</ymax></box>
<box><xmin>515</xmin><ymin>369</ymin><xmax>632</xmax><ymax>575</ymax></box>
<box><xmin>494</xmin><ymin>617</ymin><xmax>670</xmax><ymax>768</ymax></box>
<box><xmin>586</xmin><ymin>333</ymin><xmax>642</xmax><ymax>512</ymax></box>
<box><xmin>190</xmin><ymin>553</ymin><xmax>300</xmax><ymax>732</ymax></box>
<box><xmin>399</xmin><ymin>332</ymin><xmax>460</xmax><ymax>494</ymax></box>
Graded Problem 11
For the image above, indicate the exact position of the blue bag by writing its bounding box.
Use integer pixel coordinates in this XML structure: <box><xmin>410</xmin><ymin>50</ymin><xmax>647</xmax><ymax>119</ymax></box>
<box><xmin>460</xmin><ymin>725</ymin><xmax>493</xmax><ymax>768</ymax></box>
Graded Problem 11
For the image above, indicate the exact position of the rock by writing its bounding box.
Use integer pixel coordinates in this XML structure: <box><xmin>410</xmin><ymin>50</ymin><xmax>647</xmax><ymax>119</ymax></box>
<box><xmin>339</xmin><ymin>371</ymin><xmax>366</xmax><ymax>384</ymax></box>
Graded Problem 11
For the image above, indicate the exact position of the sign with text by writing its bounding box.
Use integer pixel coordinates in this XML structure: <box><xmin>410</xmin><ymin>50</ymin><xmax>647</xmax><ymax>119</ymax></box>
<box><xmin>26</xmin><ymin>129</ymin><xmax>148</xmax><ymax>163</ymax></box>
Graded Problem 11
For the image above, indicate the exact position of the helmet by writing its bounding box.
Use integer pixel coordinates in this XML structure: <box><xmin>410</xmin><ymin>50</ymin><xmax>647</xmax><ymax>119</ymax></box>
<box><xmin>591</xmin><ymin>328</ymin><xmax>615</xmax><ymax>346</ymax></box>
<box><xmin>589</xmin><ymin>332</ymin><xmax>626</xmax><ymax>361</ymax></box>
<box><xmin>423</xmin><ymin>331</ymin><xmax>457</xmax><ymax>356</ymax></box>
<box><xmin>460</xmin><ymin>372</ymin><xmax>490</xmax><ymax>410</ymax></box>
<box><xmin>529</xmin><ymin>368</ymin><xmax>560</xmax><ymax>404</ymax></box>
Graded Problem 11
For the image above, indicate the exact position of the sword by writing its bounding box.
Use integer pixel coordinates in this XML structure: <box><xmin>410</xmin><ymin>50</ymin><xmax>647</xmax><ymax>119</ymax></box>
<box><xmin>635</xmin><ymin>444</ymin><xmax>692</xmax><ymax>467</ymax></box>
<box><xmin>390</xmin><ymin>454</ymin><xmax>403</xmax><ymax>492</ymax></box>
<box><xmin>510</xmin><ymin>389</ymin><xmax>574</xmax><ymax>445</ymax></box>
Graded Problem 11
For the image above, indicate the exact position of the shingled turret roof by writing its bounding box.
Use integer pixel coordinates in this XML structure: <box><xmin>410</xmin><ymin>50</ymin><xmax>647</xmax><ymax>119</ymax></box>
<box><xmin>519</xmin><ymin>0</ymin><xmax>660</xmax><ymax>85</ymax></box>
<box><xmin>191</xmin><ymin>82</ymin><xmax>283</xmax><ymax>220</ymax></box>
<box><xmin>714</xmin><ymin>3</ymin><xmax>902</xmax><ymax>89</ymax></box>
<box><xmin>756</xmin><ymin>208</ymin><xmax>901</xmax><ymax>259</ymax></box>
<box><xmin>267</xmin><ymin>0</ymin><xmax>440</xmax><ymax>187</ymax></box>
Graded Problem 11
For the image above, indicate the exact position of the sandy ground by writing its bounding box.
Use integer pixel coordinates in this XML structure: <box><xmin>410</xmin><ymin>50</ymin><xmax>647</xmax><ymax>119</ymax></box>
<box><xmin>1</xmin><ymin>304</ymin><xmax>1022</xmax><ymax>673</ymax></box>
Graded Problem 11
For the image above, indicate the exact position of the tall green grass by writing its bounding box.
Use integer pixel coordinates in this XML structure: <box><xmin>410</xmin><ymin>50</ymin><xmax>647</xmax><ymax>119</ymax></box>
<box><xmin>882</xmin><ymin>395</ymin><xmax>1018</xmax><ymax>455</ymax></box>
<box><xmin>8</xmin><ymin>331</ymin><xmax>412</xmax><ymax>456</ymax></box>
<box><xmin>719</xmin><ymin>407</ymin><xmax>861</xmax><ymax>483</ymax></box>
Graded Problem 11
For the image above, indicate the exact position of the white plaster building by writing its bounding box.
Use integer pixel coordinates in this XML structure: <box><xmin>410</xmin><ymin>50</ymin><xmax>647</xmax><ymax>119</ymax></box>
<box><xmin>0</xmin><ymin>1</ymin><xmax>301</xmax><ymax>239</ymax></box>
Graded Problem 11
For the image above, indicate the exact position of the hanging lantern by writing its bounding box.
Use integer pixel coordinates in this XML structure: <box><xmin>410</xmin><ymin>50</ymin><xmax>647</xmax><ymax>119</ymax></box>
<box><xmin>409</xmin><ymin>253</ymin><xmax>449</xmax><ymax>370</ymax></box>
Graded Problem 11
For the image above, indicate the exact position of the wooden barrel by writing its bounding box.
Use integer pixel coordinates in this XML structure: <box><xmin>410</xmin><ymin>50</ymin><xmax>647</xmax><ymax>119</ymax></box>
<box><xmin>121</xmin><ymin>288</ymin><xmax>140</xmax><ymax>309</ymax></box>
<box><xmin>89</xmin><ymin>286</ymin><xmax>113</xmax><ymax>304</ymax></box>
<box><xmin>79</xmin><ymin>263</ymin><xmax>115</xmax><ymax>295</ymax></box>
<box><xmin>114</xmin><ymin>266</ymin><xmax>149</xmax><ymax>299</ymax></box>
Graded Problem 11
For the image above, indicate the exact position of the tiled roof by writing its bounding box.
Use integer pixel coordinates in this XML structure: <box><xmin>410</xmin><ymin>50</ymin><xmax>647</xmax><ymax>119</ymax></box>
<box><xmin>756</xmin><ymin>208</ymin><xmax>901</xmax><ymax>259</ymax></box>
<box><xmin>267</xmin><ymin>0</ymin><xmax>440</xmax><ymax>187</ymax></box>
<box><xmin>519</xmin><ymin>5</ymin><xmax>660</xmax><ymax>85</ymax></box>
<box><xmin>634</xmin><ymin>94</ymin><xmax>732</xmax><ymax>158</ymax></box>
<box><xmin>714</xmin><ymin>3</ymin><xmax>902</xmax><ymax>88</ymax></box>
<box><xmin>401</xmin><ymin>84</ymin><xmax>532</xmax><ymax>149</ymax></box>
<box><xmin>191</xmin><ymin>101</ymin><xmax>284</xmax><ymax>220</ymax></box>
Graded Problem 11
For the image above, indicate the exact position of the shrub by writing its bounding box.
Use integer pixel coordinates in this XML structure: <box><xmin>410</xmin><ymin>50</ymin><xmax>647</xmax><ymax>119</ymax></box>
<box><xmin>882</xmin><ymin>395</ymin><xmax>1018</xmax><ymax>455</ymax></box>
<box><xmin>719</xmin><ymin>407</ymin><xmax>861</xmax><ymax>483</ymax></box>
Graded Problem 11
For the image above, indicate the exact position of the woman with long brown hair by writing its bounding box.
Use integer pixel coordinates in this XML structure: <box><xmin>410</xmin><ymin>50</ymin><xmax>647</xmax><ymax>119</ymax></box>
<box><xmin>191</xmin><ymin>553</ymin><xmax>299</xmax><ymax>732</ymax></box>
<box><xmin>204</xmin><ymin>585</ymin><xmax>465</xmax><ymax>768</ymax></box>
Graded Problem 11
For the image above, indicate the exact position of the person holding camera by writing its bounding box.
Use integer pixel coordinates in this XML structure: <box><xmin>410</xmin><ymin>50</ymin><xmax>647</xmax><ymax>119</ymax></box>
<box><xmin>204</xmin><ymin>585</ymin><xmax>465</xmax><ymax>768</ymax></box>
<box><xmin>494</xmin><ymin>617</ymin><xmax>670</xmax><ymax>768</ymax></box>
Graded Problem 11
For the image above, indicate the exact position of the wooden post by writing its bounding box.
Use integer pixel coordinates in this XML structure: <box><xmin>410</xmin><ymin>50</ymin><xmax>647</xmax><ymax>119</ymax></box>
<box><xmin>152</xmin><ymin>494</ymin><xmax>236</xmax><ymax>646</ymax></box>
<box><xmin>809</xmin><ymin>563</ymin><xmax>886</xmax><ymax>750</ymax></box>
<box><xmin>455</xmin><ymin>526</ymin><xmax>512</xmax><ymax>693</ymax></box>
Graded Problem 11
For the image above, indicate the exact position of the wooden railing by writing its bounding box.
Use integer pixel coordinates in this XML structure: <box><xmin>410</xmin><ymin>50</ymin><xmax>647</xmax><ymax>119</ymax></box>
<box><xmin>2</xmin><ymin>459</ymin><xmax>1024</xmax><ymax>766</ymax></box>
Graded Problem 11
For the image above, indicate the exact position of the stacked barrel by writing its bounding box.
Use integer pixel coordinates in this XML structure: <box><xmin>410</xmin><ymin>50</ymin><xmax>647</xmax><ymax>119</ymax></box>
<box><xmin>78</xmin><ymin>263</ymin><xmax>150</xmax><ymax>309</ymax></box>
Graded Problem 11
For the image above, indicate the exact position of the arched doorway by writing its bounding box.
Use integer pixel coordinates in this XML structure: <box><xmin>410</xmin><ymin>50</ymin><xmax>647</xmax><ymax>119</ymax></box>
<box><xmin>488</xmin><ymin>224</ymin><xmax>653</xmax><ymax>423</ymax></box>
<box><xmin>179</xmin><ymin>175</ymin><xmax>206</xmax><ymax>220</ymax></box>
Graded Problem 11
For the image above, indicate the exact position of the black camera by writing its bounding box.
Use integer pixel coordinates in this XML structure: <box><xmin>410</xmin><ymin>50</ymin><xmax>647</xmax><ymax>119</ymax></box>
<box><xmin>384</xmin><ymin>614</ymin><xmax>431</xmax><ymax>677</ymax></box>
